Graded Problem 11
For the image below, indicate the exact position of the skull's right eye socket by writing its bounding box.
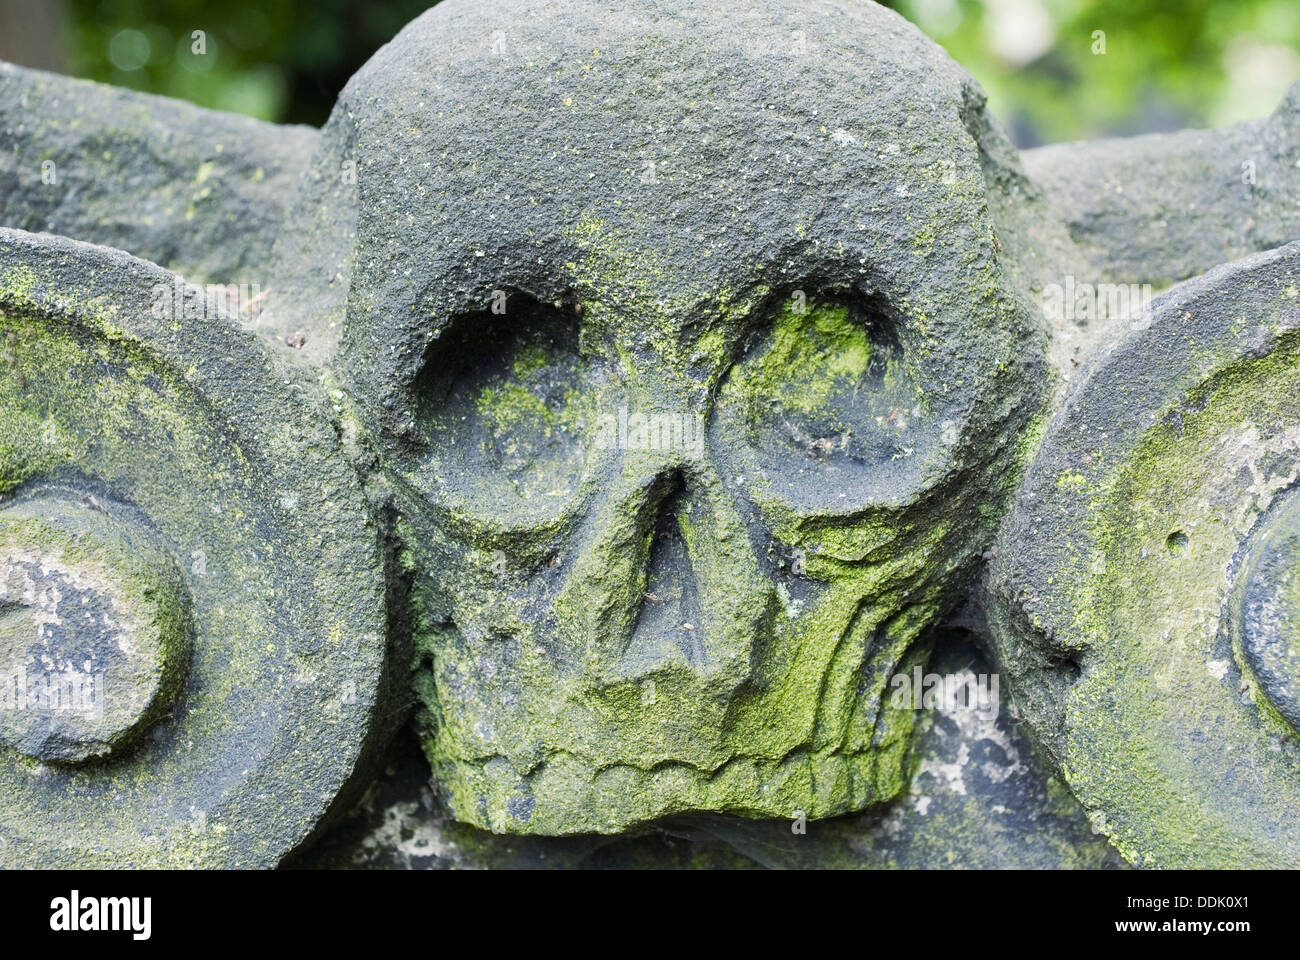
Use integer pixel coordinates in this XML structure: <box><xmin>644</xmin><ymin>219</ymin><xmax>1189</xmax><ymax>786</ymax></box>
<box><xmin>406</xmin><ymin>295</ymin><xmax>600</xmax><ymax>524</ymax></box>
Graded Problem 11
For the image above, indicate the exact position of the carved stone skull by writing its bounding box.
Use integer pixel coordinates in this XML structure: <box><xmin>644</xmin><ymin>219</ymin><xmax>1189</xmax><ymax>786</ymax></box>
<box><xmin>320</xmin><ymin>0</ymin><xmax>1044</xmax><ymax>833</ymax></box>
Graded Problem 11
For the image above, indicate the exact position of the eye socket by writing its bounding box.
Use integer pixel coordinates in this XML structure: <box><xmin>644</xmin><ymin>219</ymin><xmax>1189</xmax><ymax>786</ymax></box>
<box><xmin>713</xmin><ymin>290</ymin><xmax>946</xmax><ymax>513</ymax></box>
<box><xmin>406</xmin><ymin>294</ymin><xmax>601</xmax><ymax>524</ymax></box>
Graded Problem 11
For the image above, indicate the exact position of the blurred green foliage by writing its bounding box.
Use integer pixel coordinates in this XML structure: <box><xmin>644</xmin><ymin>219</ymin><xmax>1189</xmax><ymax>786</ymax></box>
<box><xmin>66</xmin><ymin>0</ymin><xmax>433</xmax><ymax>125</ymax></box>
<box><xmin>60</xmin><ymin>0</ymin><xmax>1300</xmax><ymax>143</ymax></box>
<box><xmin>889</xmin><ymin>0</ymin><xmax>1300</xmax><ymax>144</ymax></box>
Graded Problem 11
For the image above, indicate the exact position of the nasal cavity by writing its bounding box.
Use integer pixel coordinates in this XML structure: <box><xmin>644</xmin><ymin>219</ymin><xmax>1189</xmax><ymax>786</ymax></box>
<box><xmin>623</xmin><ymin>472</ymin><xmax>706</xmax><ymax>672</ymax></box>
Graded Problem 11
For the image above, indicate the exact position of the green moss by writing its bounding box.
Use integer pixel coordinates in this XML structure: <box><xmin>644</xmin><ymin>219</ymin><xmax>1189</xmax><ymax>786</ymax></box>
<box><xmin>1055</xmin><ymin>330</ymin><xmax>1300</xmax><ymax>866</ymax></box>
<box><xmin>403</xmin><ymin>199</ymin><xmax>1039</xmax><ymax>834</ymax></box>
<box><xmin>1056</xmin><ymin>469</ymin><xmax>1087</xmax><ymax>491</ymax></box>
<box><xmin>477</xmin><ymin>383</ymin><xmax>559</xmax><ymax>435</ymax></box>
<box><xmin>723</xmin><ymin>300</ymin><xmax>872</xmax><ymax>421</ymax></box>
<box><xmin>405</xmin><ymin>428</ymin><xmax>974</xmax><ymax>832</ymax></box>
<box><xmin>0</xmin><ymin>290</ymin><xmax>372</xmax><ymax>867</ymax></box>
<box><xmin>511</xmin><ymin>343</ymin><xmax>552</xmax><ymax>378</ymax></box>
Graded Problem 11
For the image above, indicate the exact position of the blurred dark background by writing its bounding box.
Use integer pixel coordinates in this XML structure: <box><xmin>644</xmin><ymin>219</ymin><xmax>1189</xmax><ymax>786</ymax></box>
<box><xmin>0</xmin><ymin>0</ymin><xmax>1296</xmax><ymax>145</ymax></box>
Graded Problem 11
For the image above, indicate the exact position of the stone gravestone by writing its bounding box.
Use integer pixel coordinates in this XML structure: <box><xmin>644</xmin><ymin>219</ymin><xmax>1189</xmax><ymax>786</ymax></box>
<box><xmin>0</xmin><ymin>0</ymin><xmax>1297</xmax><ymax>867</ymax></box>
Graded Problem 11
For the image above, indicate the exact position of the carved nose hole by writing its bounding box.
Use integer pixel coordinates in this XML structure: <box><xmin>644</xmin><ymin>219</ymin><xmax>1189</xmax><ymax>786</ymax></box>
<box><xmin>624</xmin><ymin>471</ymin><xmax>706</xmax><ymax>672</ymax></box>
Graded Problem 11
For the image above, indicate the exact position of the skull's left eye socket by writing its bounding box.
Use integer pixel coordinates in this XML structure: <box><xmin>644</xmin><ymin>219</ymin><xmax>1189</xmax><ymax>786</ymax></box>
<box><xmin>406</xmin><ymin>295</ymin><xmax>601</xmax><ymax>525</ymax></box>
<box><xmin>713</xmin><ymin>291</ymin><xmax>945</xmax><ymax>515</ymax></box>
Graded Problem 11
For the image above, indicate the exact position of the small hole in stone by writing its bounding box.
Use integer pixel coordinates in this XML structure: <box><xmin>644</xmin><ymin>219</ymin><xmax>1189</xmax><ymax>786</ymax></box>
<box><xmin>1166</xmin><ymin>531</ymin><xmax>1189</xmax><ymax>557</ymax></box>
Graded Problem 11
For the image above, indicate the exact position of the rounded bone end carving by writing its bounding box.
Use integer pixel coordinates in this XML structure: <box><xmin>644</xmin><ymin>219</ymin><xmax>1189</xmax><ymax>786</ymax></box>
<box><xmin>0</xmin><ymin>497</ymin><xmax>191</xmax><ymax>764</ymax></box>
<box><xmin>0</xmin><ymin>229</ymin><xmax>393</xmax><ymax>868</ymax></box>
<box><xmin>1237</xmin><ymin>503</ymin><xmax>1300</xmax><ymax>731</ymax></box>
<box><xmin>988</xmin><ymin>241</ymin><xmax>1300</xmax><ymax>868</ymax></box>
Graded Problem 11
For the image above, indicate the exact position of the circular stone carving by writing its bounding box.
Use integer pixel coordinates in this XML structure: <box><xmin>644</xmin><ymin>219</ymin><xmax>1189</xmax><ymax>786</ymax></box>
<box><xmin>0</xmin><ymin>497</ymin><xmax>191</xmax><ymax>763</ymax></box>
<box><xmin>0</xmin><ymin>229</ymin><xmax>394</xmax><ymax>867</ymax></box>
<box><xmin>1236</xmin><ymin>500</ymin><xmax>1300</xmax><ymax>729</ymax></box>
<box><xmin>988</xmin><ymin>242</ymin><xmax>1300</xmax><ymax>867</ymax></box>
